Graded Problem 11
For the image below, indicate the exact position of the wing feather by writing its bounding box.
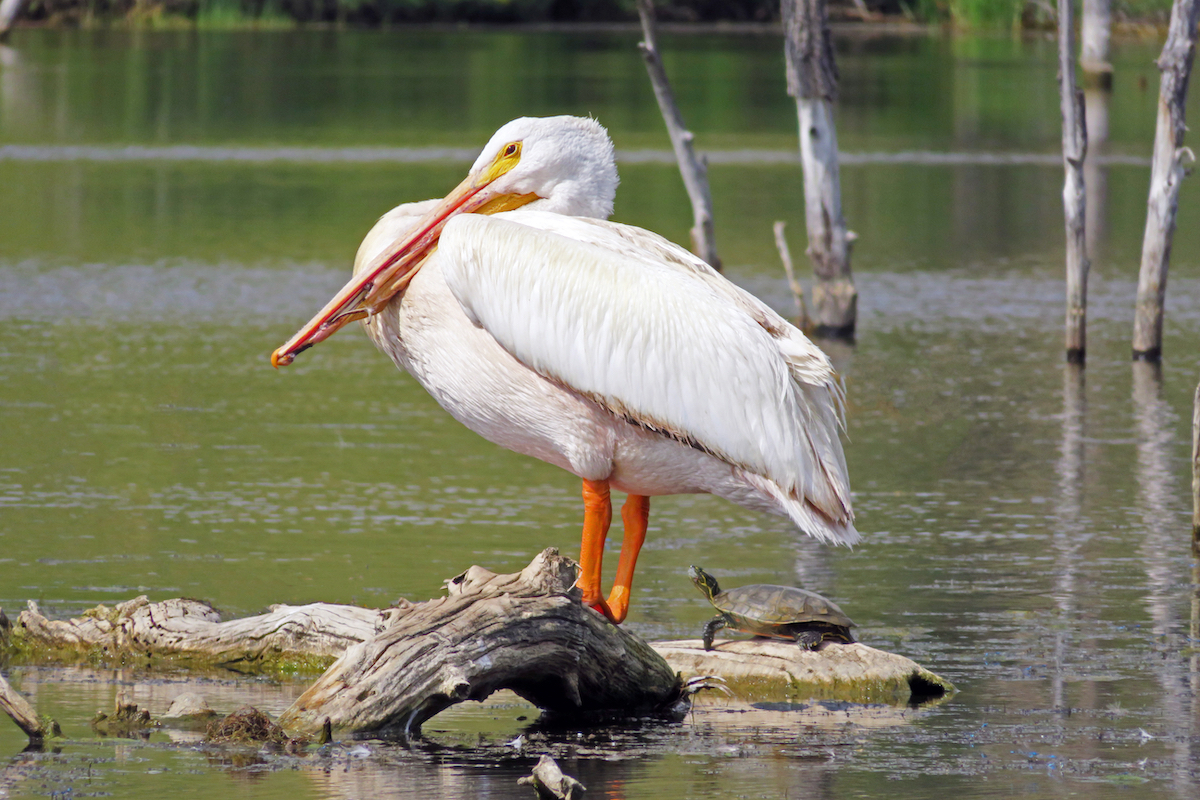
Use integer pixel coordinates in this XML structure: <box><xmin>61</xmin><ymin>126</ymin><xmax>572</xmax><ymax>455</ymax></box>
<box><xmin>439</xmin><ymin>211</ymin><xmax>853</xmax><ymax>526</ymax></box>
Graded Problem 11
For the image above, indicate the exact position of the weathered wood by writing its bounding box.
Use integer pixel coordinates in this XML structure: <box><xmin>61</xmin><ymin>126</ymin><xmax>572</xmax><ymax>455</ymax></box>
<box><xmin>9</xmin><ymin>556</ymin><xmax>956</xmax><ymax>733</ymax></box>
<box><xmin>16</xmin><ymin>595</ymin><xmax>385</xmax><ymax>667</ymax></box>
<box><xmin>277</xmin><ymin>549</ymin><xmax>683</xmax><ymax>738</ymax></box>
<box><xmin>1081</xmin><ymin>0</ymin><xmax>1113</xmax><ymax>89</ymax></box>
<box><xmin>0</xmin><ymin>672</ymin><xmax>60</xmax><ymax>744</ymax></box>
<box><xmin>1058</xmin><ymin>0</ymin><xmax>1091</xmax><ymax>364</ymax></box>
<box><xmin>635</xmin><ymin>0</ymin><xmax>720</xmax><ymax>270</ymax></box>
<box><xmin>0</xmin><ymin>0</ymin><xmax>24</xmax><ymax>42</ymax></box>
<box><xmin>774</xmin><ymin>221</ymin><xmax>810</xmax><ymax>329</ymax></box>
<box><xmin>653</xmin><ymin>639</ymin><xmax>953</xmax><ymax>705</ymax></box>
<box><xmin>782</xmin><ymin>0</ymin><xmax>856</xmax><ymax>338</ymax></box>
<box><xmin>1132</xmin><ymin>0</ymin><xmax>1199</xmax><ymax>362</ymax></box>
<box><xmin>1193</xmin><ymin>381</ymin><xmax>1200</xmax><ymax>554</ymax></box>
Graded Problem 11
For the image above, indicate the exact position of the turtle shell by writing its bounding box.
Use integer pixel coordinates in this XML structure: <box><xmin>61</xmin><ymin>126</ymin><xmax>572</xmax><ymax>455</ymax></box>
<box><xmin>713</xmin><ymin>583</ymin><xmax>855</xmax><ymax>637</ymax></box>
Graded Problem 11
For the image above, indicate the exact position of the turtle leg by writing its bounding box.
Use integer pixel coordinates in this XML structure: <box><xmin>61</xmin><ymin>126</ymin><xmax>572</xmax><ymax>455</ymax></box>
<box><xmin>577</xmin><ymin>478</ymin><xmax>615</xmax><ymax>621</ymax></box>
<box><xmin>702</xmin><ymin>616</ymin><xmax>725</xmax><ymax>651</ymax></box>
<box><xmin>794</xmin><ymin>630</ymin><xmax>823</xmax><ymax>651</ymax></box>
<box><xmin>603</xmin><ymin>494</ymin><xmax>650</xmax><ymax>624</ymax></box>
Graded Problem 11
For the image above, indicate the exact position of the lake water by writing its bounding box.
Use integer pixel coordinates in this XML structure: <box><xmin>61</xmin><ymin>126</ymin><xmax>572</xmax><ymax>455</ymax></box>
<box><xmin>2</xmin><ymin>25</ymin><xmax>1200</xmax><ymax>800</ymax></box>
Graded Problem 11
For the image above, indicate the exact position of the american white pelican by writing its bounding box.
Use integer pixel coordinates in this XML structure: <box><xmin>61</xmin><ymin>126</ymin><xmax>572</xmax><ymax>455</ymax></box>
<box><xmin>272</xmin><ymin>116</ymin><xmax>858</xmax><ymax>624</ymax></box>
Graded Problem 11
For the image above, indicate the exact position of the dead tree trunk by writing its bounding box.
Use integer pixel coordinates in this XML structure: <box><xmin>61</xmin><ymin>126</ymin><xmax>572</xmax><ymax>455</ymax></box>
<box><xmin>1059</xmin><ymin>0</ymin><xmax>1090</xmax><ymax>364</ymax></box>
<box><xmin>1132</xmin><ymin>0</ymin><xmax>1199</xmax><ymax>362</ymax></box>
<box><xmin>782</xmin><ymin>0</ymin><xmax>855</xmax><ymax>339</ymax></box>
<box><xmin>0</xmin><ymin>673</ymin><xmax>60</xmax><ymax>745</ymax></box>
<box><xmin>0</xmin><ymin>0</ymin><xmax>24</xmax><ymax>42</ymax></box>
<box><xmin>277</xmin><ymin>550</ymin><xmax>683</xmax><ymax>737</ymax></box>
<box><xmin>1081</xmin><ymin>0</ymin><xmax>1113</xmax><ymax>89</ymax></box>
<box><xmin>635</xmin><ymin>0</ymin><xmax>721</xmax><ymax>270</ymax></box>
<box><xmin>1193</xmin><ymin>381</ymin><xmax>1200</xmax><ymax>554</ymax></box>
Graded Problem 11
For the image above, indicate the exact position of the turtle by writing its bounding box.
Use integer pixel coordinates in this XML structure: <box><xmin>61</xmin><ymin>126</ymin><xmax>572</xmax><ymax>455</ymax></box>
<box><xmin>689</xmin><ymin>566</ymin><xmax>856</xmax><ymax>652</ymax></box>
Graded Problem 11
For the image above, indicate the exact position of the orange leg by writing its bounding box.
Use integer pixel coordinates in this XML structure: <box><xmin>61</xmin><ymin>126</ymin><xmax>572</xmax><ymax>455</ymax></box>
<box><xmin>577</xmin><ymin>478</ymin><xmax>613</xmax><ymax>620</ymax></box>
<box><xmin>605</xmin><ymin>494</ymin><xmax>650</xmax><ymax>624</ymax></box>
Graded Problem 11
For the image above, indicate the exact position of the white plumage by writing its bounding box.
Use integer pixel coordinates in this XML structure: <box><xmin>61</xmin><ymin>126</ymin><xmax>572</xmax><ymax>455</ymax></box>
<box><xmin>274</xmin><ymin>115</ymin><xmax>858</xmax><ymax>622</ymax></box>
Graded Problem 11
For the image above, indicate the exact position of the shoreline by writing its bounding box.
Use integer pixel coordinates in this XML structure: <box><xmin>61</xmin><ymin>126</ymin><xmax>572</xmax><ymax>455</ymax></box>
<box><xmin>0</xmin><ymin>17</ymin><xmax>1177</xmax><ymax>40</ymax></box>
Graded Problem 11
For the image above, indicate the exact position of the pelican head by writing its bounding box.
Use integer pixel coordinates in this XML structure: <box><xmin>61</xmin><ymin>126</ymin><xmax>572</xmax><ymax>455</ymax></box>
<box><xmin>471</xmin><ymin>116</ymin><xmax>618</xmax><ymax>219</ymax></box>
<box><xmin>271</xmin><ymin>115</ymin><xmax>619</xmax><ymax>367</ymax></box>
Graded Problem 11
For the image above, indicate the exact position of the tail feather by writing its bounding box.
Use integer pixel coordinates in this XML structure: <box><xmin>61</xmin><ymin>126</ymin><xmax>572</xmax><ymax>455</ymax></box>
<box><xmin>743</xmin><ymin>471</ymin><xmax>859</xmax><ymax>547</ymax></box>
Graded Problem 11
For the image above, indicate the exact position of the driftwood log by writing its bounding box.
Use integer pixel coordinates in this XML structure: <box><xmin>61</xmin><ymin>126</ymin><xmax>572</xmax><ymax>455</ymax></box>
<box><xmin>15</xmin><ymin>595</ymin><xmax>385</xmax><ymax>669</ymax></box>
<box><xmin>7</xmin><ymin>551</ymin><xmax>955</xmax><ymax>738</ymax></box>
<box><xmin>635</xmin><ymin>0</ymin><xmax>720</xmax><ymax>270</ymax></box>
<box><xmin>782</xmin><ymin>0</ymin><xmax>856</xmax><ymax>339</ymax></box>
<box><xmin>1132</xmin><ymin>0</ymin><xmax>1199</xmax><ymax>362</ymax></box>
<box><xmin>1057</xmin><ymin>0</ymin><xmax>1090</xmax><ymax>364</ymax></box>
<box><xmin>0</xmin><ymin>672</ymin><xmax>61</xmax><ymax>744</ymax></box>
<box><xmin>653</xmin><ymin>639</ymin><xmax>952</xmax><ymax>705</ymax></box>
<box><xmin>277</xmin><ymin>549</ymin><xmax>682</xmax><ymax>737</ymax></box>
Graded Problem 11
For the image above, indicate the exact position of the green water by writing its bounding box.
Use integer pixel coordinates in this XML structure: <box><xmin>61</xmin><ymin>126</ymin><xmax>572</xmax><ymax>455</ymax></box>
<box><xmin>2</xmin><ymin>26</ymin><xmax>1200</xmax><ymax>800</ymax></box>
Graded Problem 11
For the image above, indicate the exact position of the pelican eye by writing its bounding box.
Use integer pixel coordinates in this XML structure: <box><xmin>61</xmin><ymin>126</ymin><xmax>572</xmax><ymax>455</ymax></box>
<box><xmin>480</xmin><ymin>141</ymin><xmax>523</xmax><ymax>184</ymax></box>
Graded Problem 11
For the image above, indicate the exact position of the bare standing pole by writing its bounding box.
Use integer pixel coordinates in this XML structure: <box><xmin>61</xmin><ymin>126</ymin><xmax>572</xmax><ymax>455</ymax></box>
<box><xmin>1132</xmin><ymin>0</ymin><xmax>1199</xmax><ymax>362</ymax></box>
<box><xmin>635</xmin><ymin>0</ymin><xmax>721</xmax><ymax>271</ymax></box>
<box><xmin>782</xmin><ymin>0</ymin><xmax>856</xmax><ymax>339</ymax></box>
<box><xmin>1058</xmin><ymin>0</ymin><xmax>1090</xmax><ymax>364</ymax></box>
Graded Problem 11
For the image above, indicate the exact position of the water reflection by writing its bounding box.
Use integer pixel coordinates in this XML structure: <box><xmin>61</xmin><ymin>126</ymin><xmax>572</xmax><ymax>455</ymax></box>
<box><xmin>1051</xmin><ymin>364</ymin><xmax>1085</xmax><ymax>713</ymax></box>
<box><xmin>1131</xmin><ymin>361</ymin><xmax>1197</xmax><ymax>797</ymax></box>
<box><xmin>1084</xmin><ymin>87</ymin><xmax>1109</xmax><ymax>257</ymax></box>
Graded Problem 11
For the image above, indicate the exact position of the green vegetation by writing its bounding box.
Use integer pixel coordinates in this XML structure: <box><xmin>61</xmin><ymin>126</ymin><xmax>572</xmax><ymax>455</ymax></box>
<box><xmin>11</xmin><ymin>0</ymin><xmax>1182</xmax><ymax>30</ymax></box>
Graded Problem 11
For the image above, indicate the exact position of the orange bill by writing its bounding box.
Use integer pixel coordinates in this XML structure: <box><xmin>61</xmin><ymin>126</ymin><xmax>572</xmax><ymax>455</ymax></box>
<box><xmin>271</xmin><ymin>134</ymin><xmax>542</xmax><ymax>369</ymax></box>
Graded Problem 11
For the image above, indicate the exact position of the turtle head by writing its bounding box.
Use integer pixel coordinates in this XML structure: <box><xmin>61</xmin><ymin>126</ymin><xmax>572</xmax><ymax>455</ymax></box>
<box><xmin>688</xmin><ymin>566</ymin><xmax>721</xmax><ymax>600</ymax></box>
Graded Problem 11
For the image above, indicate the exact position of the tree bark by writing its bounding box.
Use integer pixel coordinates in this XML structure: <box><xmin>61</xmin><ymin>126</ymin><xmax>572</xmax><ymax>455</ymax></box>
<box><xmin>782</xmin><ymin>0</ymin><xmax>856</xmax><ymax>338</ymax></box>
<box><xmin>635</xmin><ymin>0</ymin><xmax>721</xmax><ymax>270</ymax></box>
<box><xmin>1132</xmin><ymin>0</ymin><xmax>1200</xmax><ymax>362</ymax></box>
<box><xmin>1081</xmin><ymin>0</ymin><xmax>1113</xmax><ymax>88</ymax></box>
<box><xmin>277</xmin><ymin>549</ymin><xmax>683</xmax><ymax>737</ymax></box>
<box><xmin>1059</xmin><ymin>0</ymin><xmax>1090</xmax><ymax>364</ymax></box>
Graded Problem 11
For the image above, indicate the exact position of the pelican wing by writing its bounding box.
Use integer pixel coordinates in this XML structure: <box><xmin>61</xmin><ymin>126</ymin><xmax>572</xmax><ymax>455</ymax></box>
<box><xmin>438</xmin><ymin>211</ymin><xmax>853</xmax><ymax>528</ymax></box>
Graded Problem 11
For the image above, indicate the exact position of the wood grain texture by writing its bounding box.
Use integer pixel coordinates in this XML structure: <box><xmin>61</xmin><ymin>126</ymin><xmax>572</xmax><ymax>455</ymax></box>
<box><xmin>1058</xmin><ymin>0</ymin><xmax>1091</xmax><ymax>362</ymax></box>
<box><xmin>277</xmin><ymin>549</ymin><xmax>683</xmax><ymax>737</ymax></box>
<box><xmin>1132</xmin><ymin>0</ymin><xmax>1199</xmax><ymax>360</ymax></box>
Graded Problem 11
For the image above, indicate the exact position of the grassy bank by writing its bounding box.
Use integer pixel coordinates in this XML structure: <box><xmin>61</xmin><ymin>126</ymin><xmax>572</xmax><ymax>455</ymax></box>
<box><xmin>10</xmin><ymin>0</ymin><xmax>1183</xmax><ymax>32</ymax></box>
